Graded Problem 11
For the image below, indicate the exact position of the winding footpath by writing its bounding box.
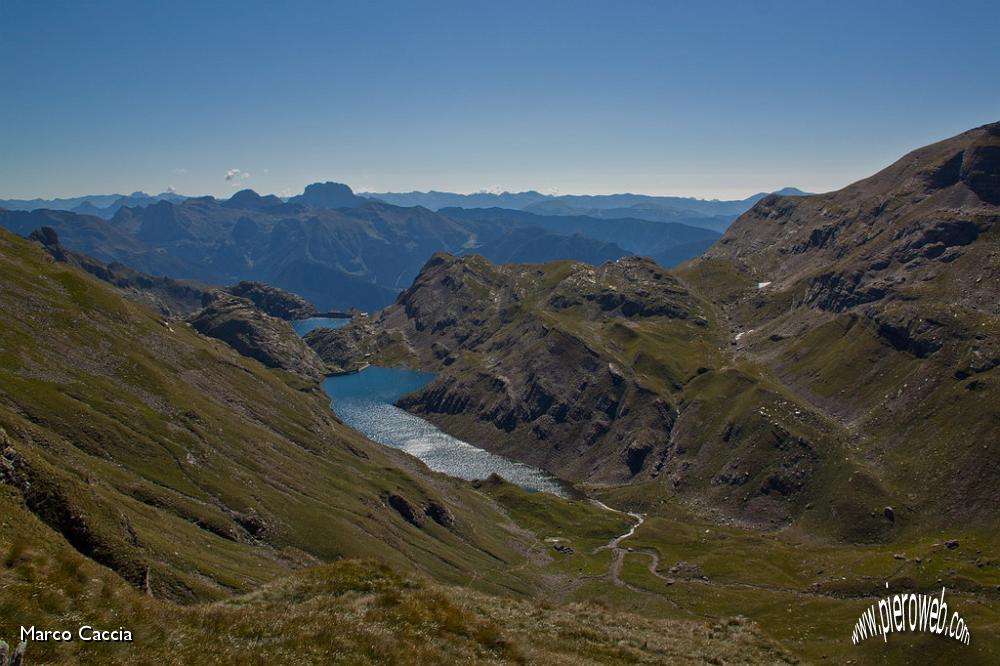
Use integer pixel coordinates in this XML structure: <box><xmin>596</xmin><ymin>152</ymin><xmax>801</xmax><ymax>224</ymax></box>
<box><xmin>585</xmin><ymin>499</ymin><xmax>893</xmax><ymax>604</ymax></box>
<box><xmin>590</xmin><ymin>500</ymin><xmax>644</xmax><ymax>552</ymax></box>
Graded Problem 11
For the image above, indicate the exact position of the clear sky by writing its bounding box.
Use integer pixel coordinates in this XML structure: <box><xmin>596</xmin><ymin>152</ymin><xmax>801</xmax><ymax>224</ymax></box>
<box><xmin>1</xmin><ymin>0</ymin><xmax>997</xmax><ymax>200</ymax></box>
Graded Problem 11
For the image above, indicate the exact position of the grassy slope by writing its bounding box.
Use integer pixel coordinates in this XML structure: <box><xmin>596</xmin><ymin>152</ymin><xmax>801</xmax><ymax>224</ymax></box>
<box><xmin>0</xmin><ymin>227</ymin><xmax>538</xmax><ymax>601</ymax></box>
<box><xmin>1</xmin><ymin>228</ymin><xmax>800</xmax><ymax>663</ymax></box>
<box><xmin>1</xmin><ymin>489</ymin><xmax>795</xmax><ymax>665</ymax></box>
<box><xmin>479</xmin><ymin>479</ymin><xmax>999</xmax><ymax>665</ymax></box>
<box><xmin>677</xmin><ymin>123</ymin><xmax>1000</xmax><ymax>528</ymax></box>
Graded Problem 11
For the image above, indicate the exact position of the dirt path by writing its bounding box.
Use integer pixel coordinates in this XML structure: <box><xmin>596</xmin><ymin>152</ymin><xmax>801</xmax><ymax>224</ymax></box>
<box><xmin>586</xmin><ymin>499</ymin><xmax>894</xmax><ymax>603</ymax></box>
<box><xmin>590</xmin><ymin>500</ymin><xmax>644</xmax><ymax>553</ymax></box>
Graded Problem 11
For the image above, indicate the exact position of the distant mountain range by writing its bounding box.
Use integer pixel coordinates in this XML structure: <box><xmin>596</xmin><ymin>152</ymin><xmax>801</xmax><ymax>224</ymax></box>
<box><xmin>2</xmin><ymin>186</ymin><xmax>808</xmax><ymax>231</ymax></box>
<box><xmin>0</xmin><ymin>190</ymin><xmax>187</xmax><ymax>219</ymax></box>
<box><xmin>365</xmin><ymin>187</ymin><xmax>809</xmax><ymax>231</ymax></box>
<box><xmin>0</xmin><ymin>182</ymin><xmax>727</xmax><ymax>311</ymax></box>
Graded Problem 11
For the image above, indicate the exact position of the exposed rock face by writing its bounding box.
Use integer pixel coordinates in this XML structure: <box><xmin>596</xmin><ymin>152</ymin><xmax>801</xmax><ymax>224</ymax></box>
<box><xmin>309</xmin><ymin>255</ymin><xmax>698</xmax><ymax>484</ymax></box>
<box><xmin>224</xmin><ymin>281</ymin><xmax>317</xmax><ymax>320</ymax></box>
<box><xmin>188</xmin><ymin>292</ymin><xmax>328</xmax><ymax>382</ymax></box>
<box><xmin>303</xmin><ymin>320</ymin><xmax>380</xmax><ymax>374</ymax></box>
<box><xmin>383</xmin><ymin>491</ymin><xmax>457</xmax><ymax>529</ymax></box>
<box><xmin>704</xmin><ymin>121</ymin><xmax>999</xmax><ymax>319</ymax></box>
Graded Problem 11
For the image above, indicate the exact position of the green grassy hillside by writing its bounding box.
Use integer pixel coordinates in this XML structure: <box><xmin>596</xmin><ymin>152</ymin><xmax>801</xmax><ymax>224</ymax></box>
<box><xmin>681</xmin><ymin>121</ymin><xmax>1000</xmax><ymax>529</ymax></box>
<box><xmin>0</xmin><ymin>227</ymin><xmax>801</xmax><ymax>663</ymax></box>
<box><xmin>0</xmin><ymin>227</ymin><xmax>537</xmax><ymax>602</ymax></box>
<box><xmin>0</xmin><ymin>486</ymin><xmax>796</xmax><ymax>665</ymax></box>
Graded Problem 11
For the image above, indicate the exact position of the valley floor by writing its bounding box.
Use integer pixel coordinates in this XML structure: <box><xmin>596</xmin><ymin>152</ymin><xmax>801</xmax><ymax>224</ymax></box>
<box><xmin>479</xmin><ymin>480</ymin><xmax>1000</xmax><ymax>665</ymax></box>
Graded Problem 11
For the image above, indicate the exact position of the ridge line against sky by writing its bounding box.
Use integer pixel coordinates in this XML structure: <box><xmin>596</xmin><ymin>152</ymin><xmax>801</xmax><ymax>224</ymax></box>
<box><xmin>1</xmin><ymin>0</ymin><xmax>998</xmax><ymax>200</ymax></box>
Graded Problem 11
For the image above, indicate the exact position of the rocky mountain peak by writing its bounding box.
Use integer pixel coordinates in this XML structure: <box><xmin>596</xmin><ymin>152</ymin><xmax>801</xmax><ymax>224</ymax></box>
<box><xmin>223</xmin><ymin>189</ymin><xmax>284</xmax><ymax>211</ymax></box>
<box><xmin>189</xmin><ymin>292</ymin><xmax>328</xmax><ymax>381</ymax></box>
<box><xmin>289</xmin><ymin>181</ymin><xmax>368</xmax><ymax>209</ymax></box>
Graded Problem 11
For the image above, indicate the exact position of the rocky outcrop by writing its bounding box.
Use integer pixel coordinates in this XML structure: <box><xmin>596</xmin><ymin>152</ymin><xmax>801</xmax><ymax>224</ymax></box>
<box><xmin>303</xmin><ymin>321</ymin><xmax>378</xmax><ymax>374</ymax></box>
<box><xmin>383</xmin><ymin>492</ymin><xmax>456</xmax><ymax>529</ymax></box>
<box><xmin>188</xmin><ymin>292</ymin><xmax>328</xmax><ymax>382</ymax></box>
<box><xmin>30</xmin><ymin>227</ymin><xmax>322</xmax><ymax>322</ymax></box>
<box><xmin>547</xmin><ymin>256</ymin><xmax>696</xmax><ymax>319</ymax></box>
<box><xmin>224</xmin><ymin>281</ymin><xmax>317</xmax><ymax>320</ymax></box>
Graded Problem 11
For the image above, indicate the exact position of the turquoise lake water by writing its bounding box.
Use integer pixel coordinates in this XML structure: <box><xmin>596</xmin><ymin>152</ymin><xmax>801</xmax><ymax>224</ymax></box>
<box><xmin>319</xmin><ymin>366</ymin><xmax>570</xmax><ymax>496</ymax></box>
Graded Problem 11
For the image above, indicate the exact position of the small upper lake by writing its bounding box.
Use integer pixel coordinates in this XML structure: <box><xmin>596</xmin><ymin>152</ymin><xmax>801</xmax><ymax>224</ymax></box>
<box><xmin>292</xmin><ymin>317</ymin><xmax>351</xmax><ymax>336</ymax></box>
<box><xmin>320</xmin><ymin>366</ymin><xmax>571</xmax><ymax>497</ymax></box>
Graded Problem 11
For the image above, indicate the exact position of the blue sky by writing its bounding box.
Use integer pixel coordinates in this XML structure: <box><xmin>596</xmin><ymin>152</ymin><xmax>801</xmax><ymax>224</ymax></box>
<box><xmin>1</xmin><ymin>0</ymin><xmax>997</xmax><ymax>199</ymax></box>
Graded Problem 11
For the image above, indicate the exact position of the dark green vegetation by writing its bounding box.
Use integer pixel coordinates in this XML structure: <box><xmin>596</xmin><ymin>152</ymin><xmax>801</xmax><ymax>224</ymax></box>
<box><xmin>306</xmin><ymin>123</ymin><xmax>1000</xmax><ymax>663</ymax></box>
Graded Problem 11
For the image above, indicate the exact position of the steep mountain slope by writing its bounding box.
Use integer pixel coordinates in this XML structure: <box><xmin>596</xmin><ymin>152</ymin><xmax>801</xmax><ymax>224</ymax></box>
<box><xmin>0</xmin><ymin>208</ymin><xmax>148</xmax><ymax>263</ymax></box>
<box><xmin>681</xmin><ymin>120</ymin><xmax>1000</xmax><ymax>527</ymax></box>
<box><xmin>308</xmin><ymin>254</ymin><xmax>881</xmax><ymax>536</ymax></box>
<box><xmin>0</xmin><ymin>227</ymin><xmax>540</xmax><ymax>604</ymax></box>
<box><xmin>29</xmin><ymin>227</ymin><xmax>331</xmax><ymax>322</ymax></box>
<box><xmin>29</xmin><ymin>226</ymin><xmax>210</xmax><ymax>316</ymax></box>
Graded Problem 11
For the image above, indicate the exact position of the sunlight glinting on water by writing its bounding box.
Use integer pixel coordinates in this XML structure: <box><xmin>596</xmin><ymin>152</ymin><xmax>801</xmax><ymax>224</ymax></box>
<box><xmin>319</xmin><ymin>365</ymin><xmax>569</xmax><ymax>497</ymax></box>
